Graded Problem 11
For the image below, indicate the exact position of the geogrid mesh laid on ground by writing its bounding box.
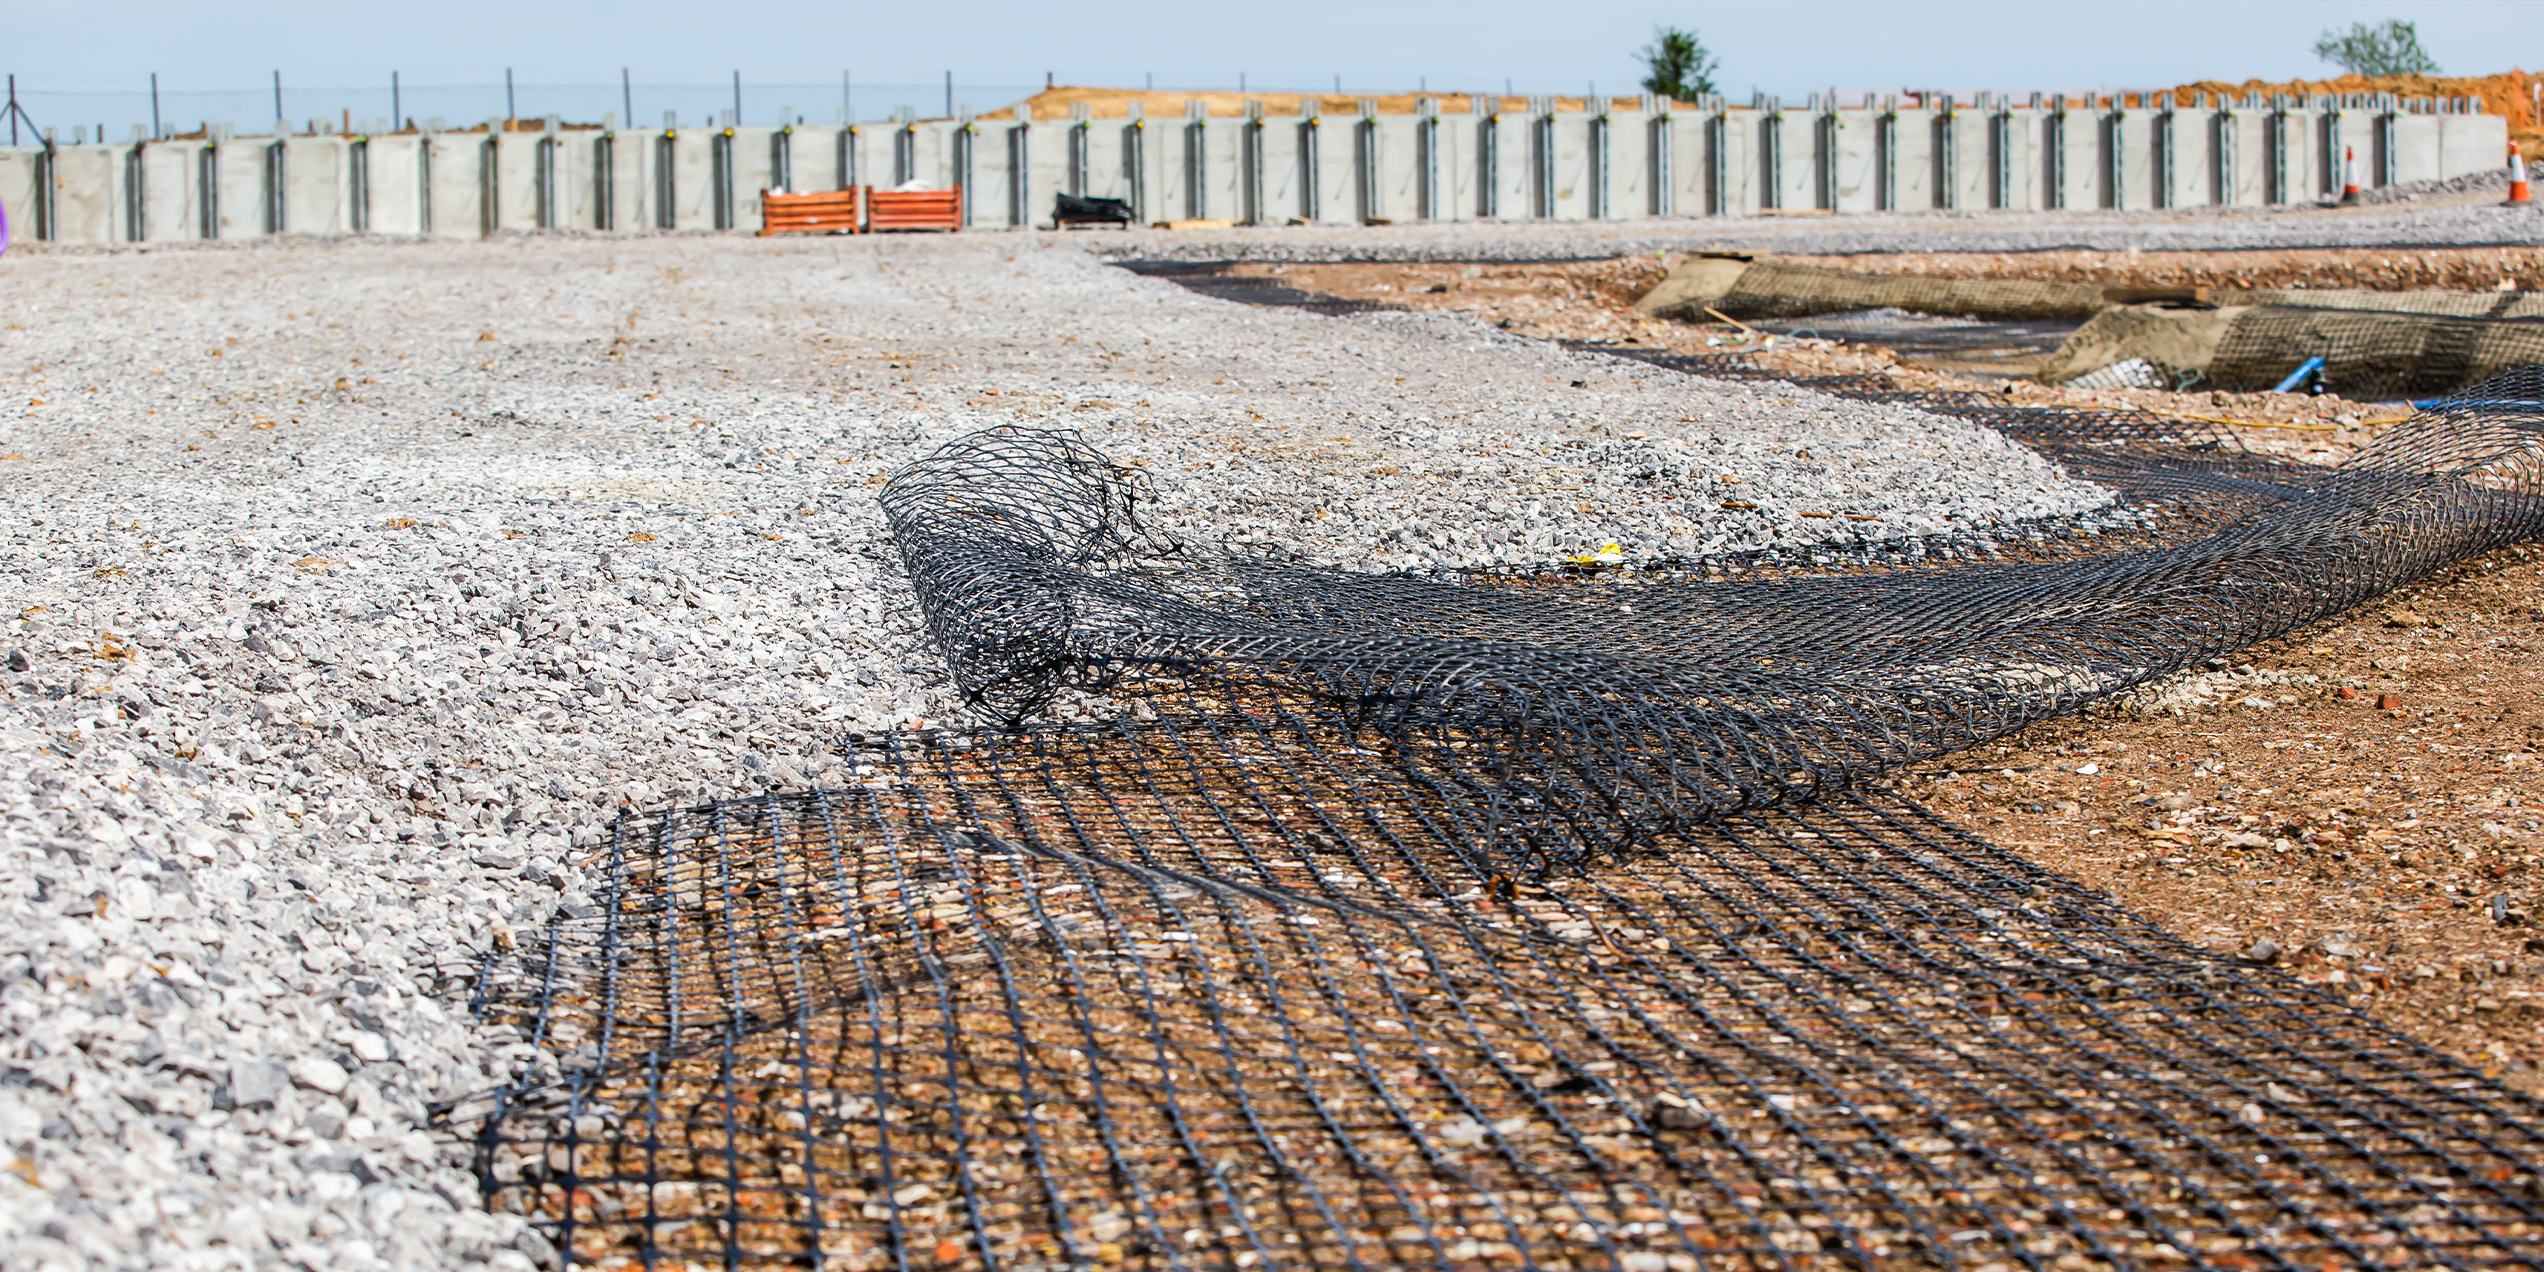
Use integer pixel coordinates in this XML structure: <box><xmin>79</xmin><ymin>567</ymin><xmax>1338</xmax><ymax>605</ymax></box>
<box><xmin>466</xmin><ymin>361</ymin><xmax>2544</xmax><ymax>1271</ymax></box>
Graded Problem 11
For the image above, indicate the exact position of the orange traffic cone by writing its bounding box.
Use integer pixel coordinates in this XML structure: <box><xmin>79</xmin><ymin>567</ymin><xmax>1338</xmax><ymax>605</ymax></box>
<box><xmin>2510</xmin><ymin>142</ymin><xmax>2533</xmax><ymax>204</ymax></box>
<box><xmin>2340</xmin><ymin>145</ymin><xmax>2362</xmax><ymax>204</ymax></box>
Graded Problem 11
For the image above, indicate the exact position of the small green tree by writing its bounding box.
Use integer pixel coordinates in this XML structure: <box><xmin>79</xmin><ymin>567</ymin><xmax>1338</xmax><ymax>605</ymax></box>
<box><xmin>1639</xmin><ymin>26</ymin><xmax>1720</xmax><ymax>103</ymax></box>
<box><xmin>2312</xmin><ymin>19</ymin><xmax>2441</xmax><ymax>77</ymax></box>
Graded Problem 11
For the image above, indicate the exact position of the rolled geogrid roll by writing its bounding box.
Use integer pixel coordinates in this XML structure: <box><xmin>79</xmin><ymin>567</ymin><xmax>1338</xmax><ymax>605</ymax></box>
<box><xmin>2226</xmin><ymin>288</ymin><xmax>2544</xmax><ymax>320</ymax></box>
<box><xmin>2042</xmin><ymin>301</ymin><xmax>2544</xmax><ymax>397</ymax></box>
<box><xmin>1636</xmin><ymin>256</ymin><xmax>2111</xmax><ymax>323</ymax></box>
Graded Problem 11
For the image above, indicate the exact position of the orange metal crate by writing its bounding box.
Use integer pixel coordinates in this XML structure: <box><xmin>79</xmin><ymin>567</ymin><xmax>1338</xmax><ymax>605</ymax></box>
<box><xmin>759</xmin><ymin>189</ymin><xmax>861</xmax><ymax>235</ymax></box>
<box><xmin>864</xmin><ymin>187</ymin><xmax>962</xmax><ymax>232</ymax></box>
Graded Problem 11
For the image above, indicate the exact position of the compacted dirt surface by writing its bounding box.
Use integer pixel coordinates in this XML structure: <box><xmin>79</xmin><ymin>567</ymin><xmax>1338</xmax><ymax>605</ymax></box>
<box><xmin>1218</xmin><ymin>251</ymin><xmax>2544</xmax><ymax>1093</ymax></box>
<box><xmin>1903</xmin><ymin>549</ymin><xmax>2544</xmax><ymax>1095</ymax></box>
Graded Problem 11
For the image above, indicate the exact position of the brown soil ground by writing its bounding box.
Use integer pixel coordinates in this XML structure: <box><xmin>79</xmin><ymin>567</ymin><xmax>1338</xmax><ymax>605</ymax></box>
<box><xmin>1223</xmin><ymin>252</ymin><xmax>2544</xmax><ymax>1092</ymax></box>
<box><xmin>1779</xmin><ymin>246</ymin><xmax>2544</xmax><ymax>294</ymax></box>
<box><xmin>1902</xmin><ymin>550</ymin><xmax>2544</xmax><ymax>1096</ymax></box>
<box><xmin>995</xmin><ymin>71</ymin><xmax>2541</xmax><ymax>138</ymax></box>
<box><xmin>2171</xmin><ymin>69</ymin><xmax>2540</xmax><ymax>152</ymax></box>
<box><xmin>990</xmin><ymin>86</ymin><xmax>1614</xmax><ymax>123</ymax></box>
<box><xmin>1225</xmin><ymin>257</ymin><xmax>2403</xmax><ymax>458</ymax></box>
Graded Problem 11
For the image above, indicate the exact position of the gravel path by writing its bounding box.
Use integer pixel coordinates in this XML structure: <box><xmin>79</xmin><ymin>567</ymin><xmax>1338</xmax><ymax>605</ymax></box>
<box><xmin>1103</xmin><ymin>185</ymin><xmax>2544</xmax><ymax>262</ymax></box>
<box><xmin>0</xmin><ymin>233</ymin><xmax>2103</xmax><ymax>1269</ymax></box>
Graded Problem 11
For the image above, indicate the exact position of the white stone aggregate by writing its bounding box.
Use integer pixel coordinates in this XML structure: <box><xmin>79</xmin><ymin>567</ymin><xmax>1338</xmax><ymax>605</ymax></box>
<box><xmin>0</xmin><ymin>233</ymin><xmax>2105</xmax><ymax>1268</ymax></box>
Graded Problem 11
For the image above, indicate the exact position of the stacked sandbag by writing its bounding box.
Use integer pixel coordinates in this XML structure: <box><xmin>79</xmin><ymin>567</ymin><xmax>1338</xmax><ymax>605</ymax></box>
<box><xmin>2033</xmin><ymin>305</ymin><xmax>2245</xmax><ymax>386</ymax></box>
<box><xmin>1636</xmin><ymin>255</ymin><xmax>2111</xmax><ymax>323</ymax></box>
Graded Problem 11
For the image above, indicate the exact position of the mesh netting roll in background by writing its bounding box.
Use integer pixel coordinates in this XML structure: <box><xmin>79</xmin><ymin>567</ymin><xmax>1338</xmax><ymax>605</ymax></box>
<box><xmin>467</xmin><ymin>362</ymin><xmax>2544</xmax><ymax>1271</ymax></box>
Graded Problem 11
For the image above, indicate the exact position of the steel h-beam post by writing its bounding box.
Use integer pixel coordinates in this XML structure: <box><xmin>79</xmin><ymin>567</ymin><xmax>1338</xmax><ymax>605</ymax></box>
<box><xmin>1707</xmin><ymin>107</ymin><xmax>1727</xmax><ymax>216</ymax></box>
<box><xmin>1299</xmin><ymin>102</ymin><xmax>1320</xmax><ymax>222</ymax></box>
<box><xmin>1535</xmin><ymin>100</ymin><xmax>1558</xmax><ymax>217</ymax></box>
<box><xmin>2156</xmin><ymin>103</ymin><xmax>2174</xmax><ymax>208</ymax></box>
<box><xmin>2105</xmin><ymin>101</ymin><xmax>2125</xmax><ymax>209</ymax></box>
<box><xmin>2217</xmin><ymin>102</ymin><xmax>2237</xmax><ymax>205</ymax></box>
<box><xmin>1418</xmin><ymin>100</ymin><xmax>1440</xmax><ymax>220</ymax></box>
<box><xmin>1242</xmin><ymin>101</ymin><xmax>1265</xmax><ymax>224</ymax></box>
<box><xmin>1936</xmin><ymin>96</ymin><xmax>1956</xmax><ymax>210</ymax></box>
<box><xmin>1589</xmin><ymin>101</ymin><xmax>1611</xmax><ymax>218</ymax></box>
<box><xmin>2047</xmin><ymin>101</ymin><xmax>2066</xmax><ymax>210</ymax></box>
<box><xmin>1761</xmin><ymin>101</ymin><xmax>1782</xmax><ymax>212</ymax></box>
<box><xmin>1651</xmin><ymin>106</ymin><xmax>1671</xmax><ymax>216</ymax></box>
<box><xmin>1990</xmin><ymin>103</ymin><xmax>2011</xmax><ymax>209</ymax></box>
<box><xmin>1007</xmin><ymin>121</ymin><xmax>1029</xmax><ymax>228</ymax></box>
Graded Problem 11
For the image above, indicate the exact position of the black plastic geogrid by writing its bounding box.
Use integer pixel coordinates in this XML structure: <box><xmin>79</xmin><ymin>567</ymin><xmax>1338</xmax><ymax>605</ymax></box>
<box><xmin>2209</xmin><ymin>307</ymin><xmax>2544</xmax><ymax>400</ymax></box>
<box><xmin>467</xmin><ymin>359</ymin><xmax>2544</xmax><ymax>1271</ymax></box>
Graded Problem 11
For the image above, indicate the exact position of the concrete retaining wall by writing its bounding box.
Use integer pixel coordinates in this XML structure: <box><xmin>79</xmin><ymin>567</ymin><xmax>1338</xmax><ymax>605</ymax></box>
<box><xmin>0</xmin><ymin>91</ymin><xmax>2507</xmax><ymax>244</ymax></box>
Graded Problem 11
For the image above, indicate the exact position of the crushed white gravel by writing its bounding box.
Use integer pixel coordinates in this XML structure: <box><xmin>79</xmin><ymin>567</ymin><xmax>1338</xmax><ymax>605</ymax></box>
<box><xmin>0</xmin><ymin>232</ymin><xmax>2107</xmax><ymax>1269</ymax></box>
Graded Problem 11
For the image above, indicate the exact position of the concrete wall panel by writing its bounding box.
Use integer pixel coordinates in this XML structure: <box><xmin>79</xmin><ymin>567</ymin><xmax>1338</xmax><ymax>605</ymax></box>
<box><xmin>1191</xmin><ymin>118</ymin><xmax>1244</xmax><ymax>223</ymax></box>
<box><xmin>728</xmin><ymin>127</ymin><xmax>778</xmax><ymax>230</ymax></box>
<box><xmin>595</xmin><ymin>131</ymin><xmax>649</xmax><ymax>232</ymax></box>
<box><xmin>1020</xmin><ymin>123</ymin><xmax>1070</xmax><ymax>226</ymax></box>
<box><xmin>950</xmin><ymin>124</ymin><xmax>1008</xmax><ymax>226</ymax></box>
<box><xmin>1466</xmin><ymin>112</ymin><xmax>1514</xmax><ymax>219</ymax></box>
<box><xmin>2054</xmin><ymin>110</ymin><xmax>2099</xmax><ymax>210</ymax></box>
<box><xmin>1326</xmin><ymin>117</ymin><xmax>1359</xmax><ymax>223</ymax></box>
<box><xmin>44</xmin><ymin>147</ymin><xmax>122</xmax><ymax>244</ymax></box>
<box><xmin>1942</xmin><ymin>112</ymin><xmax>1986</xmax><ymax>210</ymax></box>
<box><xmin>423</xmin><ymin>134</ymin><xmax>486</xmax><ymax>238</ymax></box>
<box><xmin>2439</xmin><ymin>113</ymin><xmax>2507</xmax><ymax>180</ymax></box>
<box><xmin>2387</xmin><ymin>114</ymin><xmax>2441</xmax><ymax>186</ymax></box>
<box><xmin>1986</xmin><ymin>110</ymin><xmax>2037</xmax><ymax>210</ymax></box>
<box><xmin>1656</xmin><ymin>112</ymin><xmax>1697</xmax><ymax>216</ymax></box>
<box><xmin>1427</xmin><ymin>114</ymin><xmax>1467</xmax><ymax>220</ymax></box>
<box><xmin>1887</xmin><ymin>112</ymin><xmax>1936</xmax><ymax>211</ymax></box>
<box><xmin>2322</xmin><ymin>111</ymin><xmax>2372</xmax><ymax>196</ymax></box>
<box><xmin>1154</xmin><ymin>119</ymin><xmax>1192</xmax><ymax>222</ymax></box>
<box><xmin>663</xmin><ymin>130</ymin><xmax>715</xmax><ymax>229</ymax></box>
<box><xmin>362</xmin><ymin>135</ymin><xmax>424</xmax><ymax>235</ymax></box>
<box><xmin>0</xmin><ymin>149</ymin><xmax>35</xmax><ymax>242</ymax></box>
<box><xmin>212</xmin><ymin>141</ymin><xmax>271</xmax><ymax>239</ymax></box>
<box><xmin>138</xmin><ymin>142</ymin><xmax>201</xmax><ymax>240</ymax></box>
<box><xmin>1240</xmin><ymin>118</ymin><xmax>1294</xmax><ymax>222</ymax></box>
<box><xmin>2224</xmin><ymin>112</ymin><xmax>2269</xmax><ymax>205</ymax></box>
<box><xmin>1705</xmin><ymin>113</ymin><xmax>1753</xmax><ymax>215</ymax></box>
<box><xmin>1823</xmin><ymin>111</ymin><xmax>1872</xmax><ymax>213</ymax></box>
<box><xmin>776</xmin><ymin>125</ymin><xmax>844</xmax><ymax>193</ymax></box>
<box><xmin>280</xmin><ymin>137</ymin><xmax>349</xmax><ymax>236</ymax></box>
<box><xmin>489</xmin><ymin>133</ymin><xmax>539</xmax><ymax>230</ymax></box>
<box><xmin>1537</xmin><ymin>114</ymin><xmax>1587</xmax><ymax>219</ymax></box>
<box><xmin>1072</xmin><ymin>122</ymin><xmax>1120</xmax><ymax>205</ymax></box>
<box><xmin>1</xmin><ymin>96</ymin><xmax>2502</xmax><ymax>238</ymax></box>
<box><xmin>541</xmin><ymin>132</ymin><xmax>595</xmax><ymax>230</ymax></box>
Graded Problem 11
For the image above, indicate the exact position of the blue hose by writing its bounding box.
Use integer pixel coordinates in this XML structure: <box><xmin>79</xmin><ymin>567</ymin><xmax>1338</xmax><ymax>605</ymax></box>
<box><xmin>2271</xmin><ymin>355</ymin><xmax>2327</xmax><ymax>394</ymax></box>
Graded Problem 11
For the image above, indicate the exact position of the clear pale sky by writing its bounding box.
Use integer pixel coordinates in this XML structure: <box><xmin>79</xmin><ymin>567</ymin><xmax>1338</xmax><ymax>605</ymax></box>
<box><xmin>11</xmin><ymin>0</ymin><xmax>2542</xmax><ymax>138</ymax></box>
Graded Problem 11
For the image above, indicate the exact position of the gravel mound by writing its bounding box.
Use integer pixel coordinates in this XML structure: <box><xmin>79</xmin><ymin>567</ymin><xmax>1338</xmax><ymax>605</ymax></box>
<box><xmin>2351</xmin><ymin>164</ymin><xmax>2513</xmax><ymax>205</ymax></box>
<box><xmin>0</xmin><ymin>233</ymin><xmax>2105</xmax><ymax>1268</ymax></box>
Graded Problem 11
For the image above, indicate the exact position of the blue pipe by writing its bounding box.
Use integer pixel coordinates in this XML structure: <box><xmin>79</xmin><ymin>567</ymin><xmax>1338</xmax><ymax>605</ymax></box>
<box><xmin>2271</xmin><ymin>356</ymin><xmax>2327</xmax><ymax>394</ymax></box>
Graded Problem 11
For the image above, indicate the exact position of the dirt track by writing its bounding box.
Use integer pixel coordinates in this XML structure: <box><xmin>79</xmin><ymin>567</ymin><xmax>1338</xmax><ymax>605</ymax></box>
<box><xmin>1227</xmin><ymin>252</ymin><xmax>2544</xmax><ymax>1091</ymax></box>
